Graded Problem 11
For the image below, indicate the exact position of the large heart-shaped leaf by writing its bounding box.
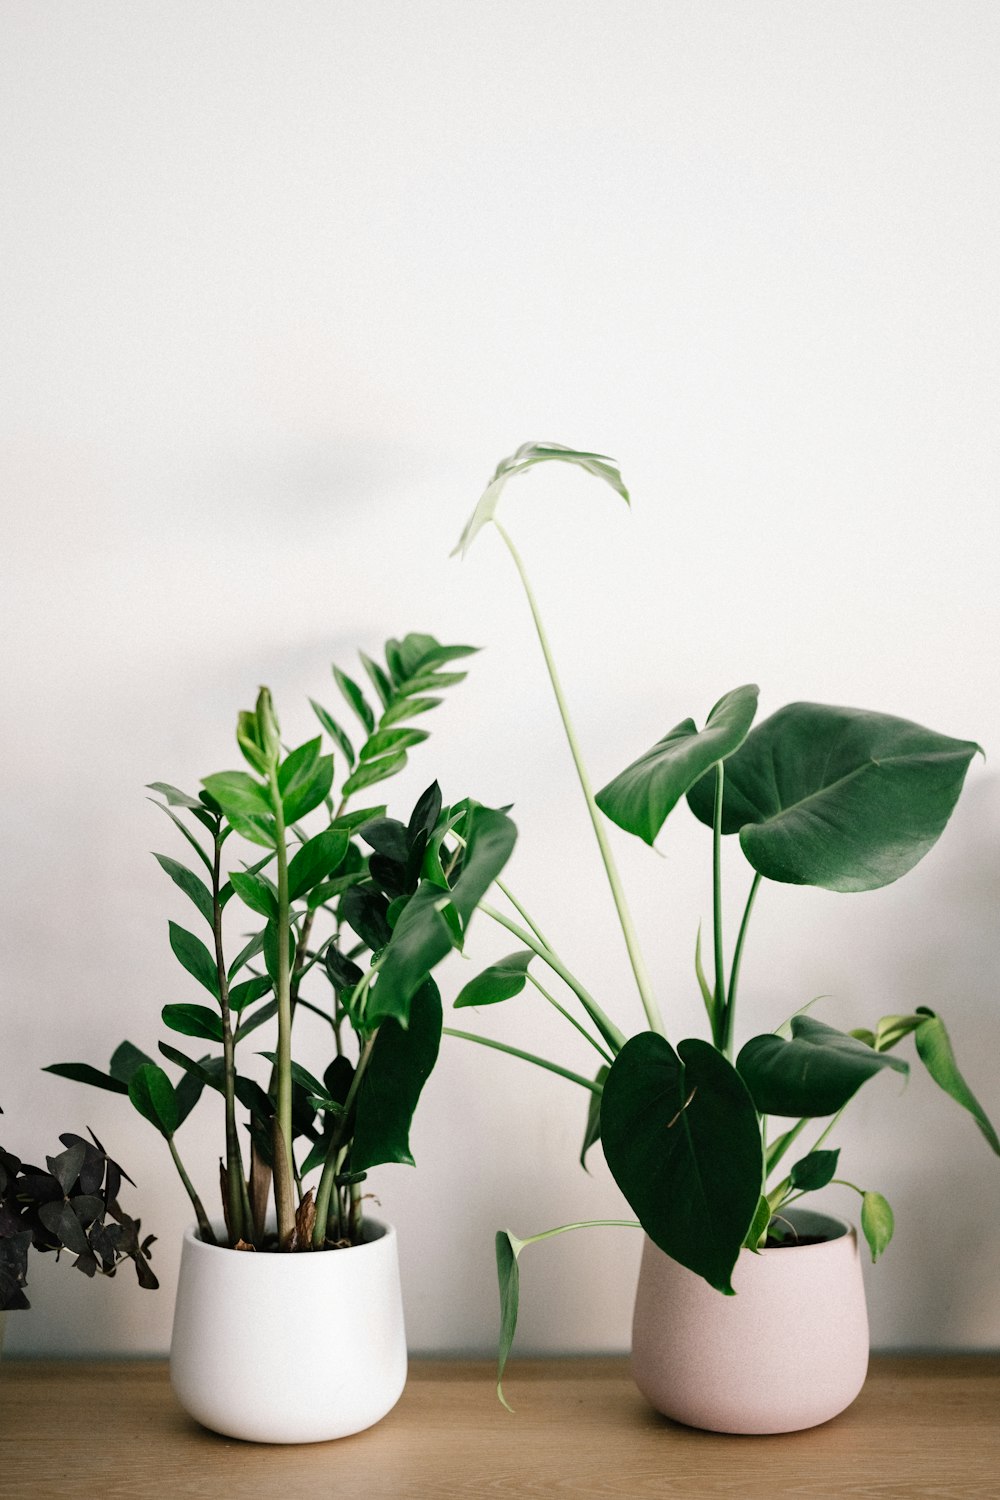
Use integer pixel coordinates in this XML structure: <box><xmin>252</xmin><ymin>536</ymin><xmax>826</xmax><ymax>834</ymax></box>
<box><xmin>737</xmin><ymin>1016</ymin><xmax>908</xmax><ymax>1118</ymax></box>
<box><xmin>351</xmin><ymin>979</ymin><xmax>443</xmax><ymax>1171</ymax></box>
<box><xmin>686</xmin><ymin>702</ymin><xmax>980</xmax><ymax>891</ymax></box>
<box><xmin>600</xmin><ymin>1033</ymin><xmax>762</xmax><ymax>1293</ymax></box>
<box><xmin>596</xmin><ymin>685</ymin><xmax>759</xmax><ymax>846</ymax></box>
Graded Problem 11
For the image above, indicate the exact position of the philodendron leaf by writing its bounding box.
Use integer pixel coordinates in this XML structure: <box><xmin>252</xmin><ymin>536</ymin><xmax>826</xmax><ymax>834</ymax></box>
<box><xmin>495</xmin><ymin>1229</ymin><xmax>526</xmax><ymax>1413</ymax></box>
<box><xmin>789</xmin><ymin>1148</ymin><xmax>840</xmax><ymax>1192</ymax></box>
<box><xmin>127</xmin><ymin>1064</ymin><xmax>179</xmax><ymax>1138</ymax></box>
<box><xmin>686</xmin><ymin>703</ymin><xmax>980</xmax><ymax>892</ymax></box>
<box><xmin>737</xmin><ymin>1016</ymin><xmax>908</xmax><ymax>1118</ymax></box>
<box><xmin>580</xmin><ymin>1066</ymin><xmax>609</xmax><ymax>1171</ymax></box>
<box><xmin>601</xmin><ymin>1033</ymin><xmax>763</xmax><ymax>1293</ymax></box>
<box><xmin>351</xmin><ymin>979</ymin><xmax>443</xmax><ymax>1172</ymax></box>
<box><xmin>596</xmin><ymin>685</ymin><xmax>759</xmax><ymax>847</ymax></box>
<box><xmin>452</xmin><ymin>441</ymin><xmax>630</xmax><ymax>560</ymax></box>
<box><xmin>913</xmin><ymin>1009</ymin><xmax>1000</xmax><ymax>1155</ymax></box>
<box><xmin>454</xmin><ymin>951</ymin><xmax>534</xmax><ymax>1008</ymax></box>
<box><xmin>860</xmin><ymin>1190</ymin><xmax>894</xmax><ymax>1261</ymax></box>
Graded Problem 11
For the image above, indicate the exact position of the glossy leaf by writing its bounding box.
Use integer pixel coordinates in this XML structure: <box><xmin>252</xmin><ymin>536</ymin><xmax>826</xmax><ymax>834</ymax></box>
<box><xmin>342</xmin><ymin>751</ymin><xmax>408</xmax><ymax>798</ymax></box>
<box><xmin>152</xmin><ymin>854</ymin><xmax>214</xmax><ymax>927</ymax></box>
<box><xmin>789</xmin><ymin>1148</ymin><xmax>840</xmax><ymax>1192</ymax></box>
<box><xmin>366</xmin><ymin>884</ymin><xmax>454</xmax><ymax>1027</ymax></box>
<box><xmin>43</xmin><ymin>1062</ymin><xmax>129</xmax><ymax>1096</ymax></box>
<box><xmin>309</xmin><ymin>698</ymin><xmax>356</xmax><ymax>768</ymax></box>
<box><xmin>168</xmin><ymin>921</ymin><xmax>220</xmax><ymax>999</ymax></box>
<box><xmin>229</xmin><ymin>870</ymin><xmax>278</xmax><ymax>919</ymax></box>
<box><xmin>687</xmin><ymin>703</ymin><xmax>981</xmax><ymax>892</ymax></box>
<box><xmin>453</xmin><ymin>441</ymin><xmax>630</xmax><ymax>560</ymax></box>
<box><xmin>334</xmin><ymin>666</ymin><xmax>375</xmax><ymax>734</ymax></box>
<box><xmin>227</xmin><ymin>927</ymin><xmax>265</xmax><ymax>981</ymax></box>
<box><xmin>127</xmin><ymin>1064</ymin><xmax>179</xmax><ymax>1138</ymax></box>
<box><xmin>358</xmin><ymin>651</ymin><xmax>392</xmax><ymax>709</ymax></box>
<box><xmin>277</xmin><ymin>737</ymin><xmax>322</xmax><ymax>799</ymax></box>
<box><xmin>601</xmin><ymin>1033</ymin><xmax>763</xmax><ymax>1292</ymax></box>
<box><xmin>596</xmin><ymin>685</ymin><xmax>759</xmax><ymax>846</ymax></box>
<box><xmin>351</xmin><ymin>979</ymin><xmax>443</xmax><ymax>1171</ymax></box>
<box><xmin>287</xmin><ymin>828</ymin><xmax>350</xmax><ymax>903</ymax></box>
<box><xmin>161</xmin><ymin>1003</ymin><xmax>224</xmax><ymax>1043</ymax></box>
<box><xmin>861</xmin><ymin>1190</ymin><xmax>894</xmax><ymax>1261</ymax></box>
<box><xmin>408</xmin><ymin>782</ymin><xmax>443</xmax><ymax>845</ymax></box>
<box><xmin>360</xmin><ymin>817</ymin><xmax>411</xmax><ymax>863</ymax></box>
<box><xmin>341</xmin><ymin>885</ymin><xmax>392</xmax><ymax>953</ymax></box>
<box><xmin>738</xmin><ymin>1016</ymin><xmax>908</xmax><ymax>1118</ymax></box>
<box><xmin>200</xmin><ymin>770</ymin><xmax>272</xmax><ymax>821</ymax></box>
<box><xmin>454</xmin><ymin>951</ymin><xmax>534</xmax><ymax>1009</ymax></box>
<box><xmin>227</xmin><ymin>975</ymin><xmax>273</xmax><ymax>1013</ymax></box>
<box><xmin>283</xmin><ymin>755</ymin><xmax>334</xmax><ymax>824</ymax></box>
<box><xmin>914</xmin><ymin>1009</ymin><xmax>1000</xmax><ymax>1154</ymax></box>
<box><xmin>449</xmin><ymin>803</ymin><xmax>518</xmax><ymax>927</ymax></box>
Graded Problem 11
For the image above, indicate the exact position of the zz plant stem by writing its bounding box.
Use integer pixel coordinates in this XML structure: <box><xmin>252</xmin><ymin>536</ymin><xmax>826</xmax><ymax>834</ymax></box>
<box><xmin>211</xmin><ymin>827</ymin><xmax>247</xmax><ymax>1243</ymax></box>
<box><xmin>268</xmin><ymin>764</ymin><xmax>295</xmax><ymax>1246</ymax></box>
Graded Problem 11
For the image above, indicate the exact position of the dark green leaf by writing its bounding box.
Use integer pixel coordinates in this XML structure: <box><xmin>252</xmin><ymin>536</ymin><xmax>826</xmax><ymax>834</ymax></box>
<box><xmin>277</xmin><ymin>737</ymin><xmax>321</xmax><ymax>800</ymax></box>
<box><xmin>789</xmin><ymin>1148</ymin><xmax>840</xmax><ymax>1192</ymax></box>
<box><xmin>360</xmin><ymin>817</ymin><xmax>411</xmax><ymax>863</ymax></box>
<box><xmin>495</xmin><ymin>1229</ymin><xmax>524</xmax><ymax>1413</ymax></box>
<box><xmin>147</xmin><ymin>796</ymin><xmax>214</xmax><ymax>873</ymax></box>
<box><xmin>330</xmin><ymin>804</ymin><xmax>387</xmax><ymax>833</ymax></box>
<box><xmin>687</xmin><ymin>702</ymin><xmax>981</xmax><ymax>892</ymax></box>
<box><xmin>411</xmin><ymin>642</ymin><xmax>480</xmax><ymax>674</ymax></box>
<box><xmin>228</xmin><ymin>975</ymin><xmax>273</xmax><ymax>1013</ymax></box>
<box><xmin>342</xmin><ymin>751</ymin><xmax>408</xmax><ymax>797</ymax></box>
<box><xmin>234</xmin><ymin>998</ymin><xmax>278</xmax><ymax>1043</ymax></box>
<box><xmin>601</xmin><ymin>1033</ymin><xmax>763</xmax><ymax>1293</ymax></box>
<box><xmin>46</xmin><ymin>1141</ymin><xmax>87</xmax><ymax>1194</ymax></box>
<box><xmin>168</xmin><ymin>921</ymin><xmax>221</xmax><ymax>999</ymax></box>
<box><xmin>449</xmin><ymin>804</ymin><xmax>518</xmax><ymax>927</ymax></box>
<box><xmin>258</xmin><ymin>1052</ymin><xmax>326</xmax><ymax>1099</ymax></box>
<box><xmin>408</xmin><ymin>783</ymin><xmax>443</xmax><ymax>845</ymax></box>
<box><xmin>287</xmin><ymin>828</ymin><xmax>350</xmax><ymax>902</ymax></box>
<box><xmin>309</xmin><ymin>698</ymin><xmax>356</xmax><ymax>768</ymax></box>
<box><xmin>153</xmin><ymin>854</ymin><xmax>214</xmax><ymax>927</ymax></box>
<box><xmin>352</xmin><ymin>980</ymin><xmax>443</xmax><ymax>1171</ymax></box>
<box><xmin>161</xmin><ymin>1003</ymin><xmax>224</xmax><ymax>1043</ymax></box>
<box><xmin>127</xmin><ymin>1064</ymin><xmax>179</xmax><ymax>1137</ymax></box>
<box><xmin>174</xmin><ymin>1065</ymin><xmax>205</xmax><ymax>1127</ymax></box>
<box><xmin>596</xmin><ymin>686</ymin><xmax>759</xmax><ymax>846</ymax></box>
<box><xmin>341</xmin><ymin>885</ymin><xmax>392</xmax><ymax>952</ymax></box>
<box><xmin>580</xmin><ymin>1066</ymin><xmax>609</xmax><ymax>1170</ymax></box>
<box><xmin>229</xmin><ymin>869</ymin><xmax>279</xmax><ymax>919</ymax></box>
<box><xmin>366</xmin><ymin>884</ymin><xmax>455</xmax><ymax>1027</ymax></box>
<box><xmin>109</xmin><ymin>1041</ymin><xmax>156</xmax><ymax>1085</ymax></box>
<box><xmin>914</xmin><ymin>1010</ymin><xmax>1000</xmax><ymax>1154</ymax></box>
<box><xmin>227</xmin><ymin>927</ymin><xmax>266</xmax><ymax>980</ymax></box>
<box><xmin>455</xmin><ymin>951</ymin><xmax>534</xmax><ymax>1008</ymax></box>
<box><xmin>861</xmin><ymin>1190</ymin><xmax>894</xmax><ymax>1261</ymax></box>
<box><xmin>737</xmin><ymin>1016</ymin><xmax>908</xmax><ymax>1118</ymax></box>
<box><xmin>306</xmin><ymin>869</ymin><xmax>369</xmax><ymax>909</ymax></box>
<box><xmin>43</xmin><ymin>1062</ymin><xmax>129</xmax><ymax>1096</ymax></box>
<box><xmin>395</xmin><ymin>670</ymin><xmax>467</xmax><ymax>697</ymax></box>
<box><xmin>334</xmin><ymin>666</ymin><xmax>375</xmax><ymax>734</ymax></box>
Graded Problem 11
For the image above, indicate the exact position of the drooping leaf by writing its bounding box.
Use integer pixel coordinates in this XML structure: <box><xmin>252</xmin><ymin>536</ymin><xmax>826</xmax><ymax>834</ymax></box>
<box><xmin>860</xmin><ymin>1190</ymin><xmax>894</xmax><ymax>1261</ymax></box>
<box><xmin>287</xmin><ymin>828</ymin><xmax>350</xmax><ymax>903</ymax></box>
<box><xmin>601</xmin><ymin>1033</ymin><xmax>763</xmax><ymax>1293</ymax></box>
<box><xmin>596</xmin><ymin>685</ymin><xmax>759</xmax><ymax>847</ymax></box>
<box><xmin>147</xmin><ymin>795</ymin><xmax>214</xmax><ymax>873</ymax></box>
<box><xmin>366</xmin><ymin>884</ymin><xmax>455</xmax><ymax>1027</ymax></box>
<box><xmin>161</xmin><ymin>1004</ymin><xmax>224</xmax><ymax>1043</ymax></box>
<box><xmin>579</xmin><ymin>1065</ymin><xmax>609</xmax><ymax>1170</ymax></box>
<box><xmin>495</xmin><ymin>1228</ymin><xmax>526</xmax><ymax>1412</ymax></box>
<box><xmin>737</xmin><ymin>1016</ymin><xmax>908</xmax><ymax>1118</ymax></box>
<box><xmin>914</xmin><ymin>1009</ymin><xmax>1000</xmax><ymax>1154</ymax></box>
<box><xmin>454</xmin><ymin>951</ymin><xmax>534</xmax><ymax>1009</ymax></box>
<box><xmin>788</xmin><ymin>1148</ymin><xmax>840</xmax><ymax>1192</ymax></box>
<box><xmin>168</xmin><ymin>921</ymin><xmax>221</xmax><ymax>999</ymax></box>
<box><xmin>351</xmin><ymin>979</ymin><xmax>443</xmax><ymax>1170</ymax></box>
<box><xmin>687</xmin><ymin>702</ymin><xmax>981</xmax><ymax>892</ymax></box>
<box><xmin>152</xmin><ymin>854</ymin><xmax>214</xmax><ymax>927</ymax></box>
<box><xmin>452</xmin><ymin>441</ymin><xmax>630</xmax><ymax>560</ymax></box>
<box><xmin>127</xmin><ymin>1064</ymin><xmax>179</xmax><ymax>1138</ymax></box>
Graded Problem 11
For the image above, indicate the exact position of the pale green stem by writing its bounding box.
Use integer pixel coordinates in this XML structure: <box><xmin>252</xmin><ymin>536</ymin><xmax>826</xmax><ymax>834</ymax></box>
<box><xmin>711</xmin><ymin>762</ymin><xmax>726</xmax><ymax>1053</ymax></box>
<box><xmin>527</xmin><ymin>973</ymin><xmax>613</xmax><ymax>1063</ymax></box>
<box><xmin>493</xmin><ymin>521</ymin><xmax>664</xmax><ymax>1038</ymax></box>
<box><xmin>723</xmin><ymin>872</ymin><xmax>762</xmax><ymax>1058</ymax></box>
<box><xmin>268</xmin><ymin>769</ymin><xmax>295</xmax><ymax>1244</ymax></box>
<box><xmin>811</xmin><ymin>1105</ymin><xmax>848</xmax><ymax>1153</ymax></box>
<box><xmin>444</xmin><ymin>1028</ymin><xmax>604</xmax><ymax>1094</ymax></box>
<box><xmin>496</xmin><ymin>879</ymin><xmax>553</xmax><ymax>950</ymax></box>
<box><xmin>480</xmin><ymin>902</ymin><xmax>625</xmax><ymax>1052</ymax></box>
<box><xmin>765</xmin><ymin>1116</ymin><xmax>810</xmax><ymax>1178</ymax></box>
<box><xmin>168</xmin><ymin>1135</ymin><xmax>216</xmax><ymax>1245</ymax></box>
<box><xmin>516</xmin><ymin>1218</ymin><xmax>641</xmax><ymax>1250</ymax></box>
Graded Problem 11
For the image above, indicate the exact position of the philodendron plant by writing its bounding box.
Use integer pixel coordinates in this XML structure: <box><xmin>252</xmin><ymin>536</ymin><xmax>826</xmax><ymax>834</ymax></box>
<box><xmin>450</xmin><ymin>443</ymin><xmax>997</xmax><ymax>1403</ymax></box>
<box><xmin>49</xmin><ymin>634</ymin><xmax>516</xmax><ymax>1253</ymax></box>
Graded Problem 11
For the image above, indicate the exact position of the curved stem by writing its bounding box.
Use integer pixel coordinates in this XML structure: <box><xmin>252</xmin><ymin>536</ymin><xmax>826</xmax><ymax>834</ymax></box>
<box><xmin>444</xmin><ymin>1027</ymin><xmax>604</xmax><ymax>1094</ymax></box>
<box><xmin>527</xmin><ymin>973</ymin><xmax>613</xmax><ymax>1063</ymax></box>
<box><xmin>493</xmin><ymin>521</ymin><xmax>664</xmax><ymax>1038</ymax></box>
<box><xmin>711</xmin><ymin>763</ymin><xmax>726</xmax><ymax>1052</ymax></box>
<box><xmin>496</xmin><ymin>879</ymin><xmax>553</xmax><ymax>950</ymax></box>
<box><xmin>167</xmin><ymin>1135</ymin><xmax>216</xmax><ymax>1245</ymax></box>
<box><xmin>723</xmin><ymin>871</ymin><xmax>762</xmax><ymax>1058</ymax></box>
<box><xmin>517</xmin><ymin>1217</ymin><xmax>641</xmax><ymax>1250</ymax></box>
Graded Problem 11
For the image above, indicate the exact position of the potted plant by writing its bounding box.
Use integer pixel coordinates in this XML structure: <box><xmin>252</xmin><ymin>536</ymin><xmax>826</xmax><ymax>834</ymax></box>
<box><xmin>48</xmin><ymin>633</ymin><xmax>516</xmax><ymax>1442</ymax></box>
<box><xmin>449</xmin><ymin>443</ymin><xmax>998</xmax><ymax>1432</ymax></box>
<box><xmin>0</xmin><ymin>1108</ymin><xmax>156</xmax><ymax>1353</ymax></box>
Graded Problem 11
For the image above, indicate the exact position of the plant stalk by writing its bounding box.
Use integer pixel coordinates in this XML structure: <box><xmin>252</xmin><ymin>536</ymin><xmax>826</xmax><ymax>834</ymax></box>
<box><xmin>444</xmin><ymin>1027</ymin><xmax>605</xmax><ymax>1093</ymax></box>
<box><xmin>168</xmin><ymin>1135</ymin><xmax>216</xmax><ymax>1244</ymax></box>
<box><xmin>211</xmin><ymin>829</ymin><xmax>247</xmax><ymax>1244</ymax></box>
<box><xmin>269</xmin><ymin>769</ymin><xmax>295</xmax><ymax>1246</ymax></box>
<box><xmin>313</xmin><ymin>1030</ymin><xmax>379</xmax><ymax>1248</ymax></box>
<box><xmin>724</xmin><ymin>871</ymin><xmax>762</xmax><ymax>1057</ymax></box>
<box><xmin>711</xmin><ymin>762</ymin><xmax>726</xmax><ymax>1053</ymax></box>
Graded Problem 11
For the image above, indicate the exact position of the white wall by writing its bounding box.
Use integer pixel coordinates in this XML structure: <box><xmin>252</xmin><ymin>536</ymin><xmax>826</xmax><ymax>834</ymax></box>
<box><xmin>2</xmin><ymin>1</ymin><xmax>997</xmax><ymax>1358</ymax></box>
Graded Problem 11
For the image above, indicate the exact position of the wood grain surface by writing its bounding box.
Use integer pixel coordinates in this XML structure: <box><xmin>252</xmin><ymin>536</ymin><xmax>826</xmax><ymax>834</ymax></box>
<box><xmin>1</xmin><ymin>1356</ymin><xmax>998</xmax><ymax>1499</ymax></box>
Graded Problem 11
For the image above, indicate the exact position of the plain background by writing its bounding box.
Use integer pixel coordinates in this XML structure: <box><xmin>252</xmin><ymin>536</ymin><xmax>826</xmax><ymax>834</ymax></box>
<box><xmin>2</xmin><ymin>2</ymin><xmax>998</xmax><ymax>1359</ymax></box>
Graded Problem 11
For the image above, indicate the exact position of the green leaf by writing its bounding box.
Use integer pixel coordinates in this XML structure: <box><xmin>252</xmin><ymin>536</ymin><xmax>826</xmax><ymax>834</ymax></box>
<box><xmin>351</xmin><ymin>979</ymin><xmax>443</xmax><ymax>1171</ymax></box>
<box><xmin>453</xmin><ymin>441</ymin><xmax>630</xmax><ymax>560</ymax></box>
<box><xmin>277</xmin><ymin>737</ymin><xmax>321</xmax><ymax>799</ymax></box>
<box><xmin>601</xmin><ymin>1033</ymin><xmax>763</xmax><ymax>1293</ymax></box>
<box><xmin>495</xmin><ymin>1229</ymin><xmax>526</xmax><ymax>1412</ymax></box>
<box><xmin>147</xmin><ymin>782</ymin><xmax>204</xmax><ymax>811</ymax></box>
<box><xmin>380</xmin><ymin>695</ymin><xmax>442</xmax><ymax>729</ymax></box>
<box><xmin>395</xmin><ymin>670</ymin><xmax>467</xmax><ymax>697</ymax></box>
<box><xmin>147</xmin><ymin>795</ymin><xmax>214</xmax><ymax>873</ymax></box>
<box><xmin>330</xmin><ymin>804</ymin><xmax>387</xmax><ymax>833</ymax></box>
<box><xmin>127</xmin><ymin>1063</ymin><xmax>179</xmax><ymax>1137</ymax></box>
<box><xmin>411</xmin><ymin>642</ymin><xmax>480</xmax><ymax>674</ymax></box>
<box><xmin>743</xmin><ymin>1195</ymin><xmax>772</xmax><ymax>1251</ymax></box>
<box><xmin>366</xmin><ymin>884</ymin><xmax>454</xmax><ymax>1027</ymax></box>
<box><xmin>43</xmin><ymin>1062</ymin><xmax>129</xmax><ymax>1096</ymax></box>
<box><xmin>217</xmin><ymin>809</ymin><xmax>277</xmax><ymax>850</ymax></box>
<box><xmin>234</xmin><ymin>998</ymin><xmax>278</xmax><ymax>1043</ymax></box>
<box><xmin>694</xmin><ymin>924</ymin><xmax>715</xmax><ymax>1028</ymax></box>
<box><xmin>454</xmin><ymin>951</ymin><xmax>534</xmax><ymax>1008</ymax></box>
<box><xmin>449</xmin><ymin>803</ymin><xmax>518</xmax><ymax>928</ymax></box>
<box><xmin>227</xmin><ymin>927</ymin><xmax>266</xmax><ymax>981</ymax></box>
<box><xmin>342</xmin><ymin>751</ymin><xmax>408</xmax><ymax>798</ymax></box>
<box><xmin>579</xmin><ymin>1066</ymin><xmax>609</xmax><ymax>1170</ymax></box>
<box><xmin>109</xmin><ymin>1041</ymin><xmax>157</xmax><ymax>1084</ymax></box>
<box><xmin>161</xmin><ymin>1004</ymin><xmax>224</xmax><ymax>1043</ymax></box>
<box><xmin>687</xmin><ymin>703</ymin><xmax>981</xmax><ymax>892</ymax></box>
<box><xmin>874</xmin><ymin>1014</ymin><xmax>923</xmax><ymax>1051</ymax></box>
<box><xmin>737</xmin><ymin>1016</ymin><xmax>908</xmax><ymax>1118</ymax></box>
<box><xmin>158</xmin><ymin>1043</ymin><xmax>273</xmax><ymax>1127</ymax></box>
<box><xmin>334</xmin><ymin>666</ymin><xmax>375</xmax><ymax>734</ymax></box>
<box><xmin>258</xmin><ymin>1052</ymin><xmax>326</xmax><ymax>1099</ymax></box>
<box><xmin>168</xmin><ymin>921</ymin><xmax>221</xmax><ymax>999</ymax></box>
<box><xmin>914</xmin><ymin>1009</ymin><xmax>1000</xmax><ymax>1155</ymax></box>
<box><xmin>359</xmin><ymin>652</ymin><xmax>393</xmax><ymax>709</ymax></box>
<box><xmin>200</xmin><ymin>770</ymin><xmax>273</xmax><ymax>821</ymax></box>
<box><xmin>359</xmin><ymin>726</ymin><xmax>430</xmax><ymax>763</ymax></box>
<box><xmin>306</xmin><ymin>869</ymin><xmax>369</xmax><ymax>910</ymax></box>
<box><xmin>229</xmin><ymin>869</ymin><xmax>279</xmax><ymax>919</ymax></box>
<box><xmin>861</xmin><ymin>1190</ymin><xmax>894</xmax><ymax>1261</ymax></box>
<box><xmin>152</xmin><ymin>853</ymin><xmax>215</xmax><ymax>927</ymax></box>
<box><xmin>287</xmin><ymin>828</ymin><xmax>351</xmax><ymax>903</ymax></box>
<box><xmin>309</xmin><ymin>698</ymin><xmax>356</xmax><ymax>769</ymax></box>
<box><xmin>596</xmin><ymin>685</ymin><xmax>759</xmax><ymax>847</ymax></box>
<box><xmin>237</xmin><ymin>710</ymin><xmax>273</xmax><ymax>776</ymax></box>
<box><xmin>283</xmin><ymin>754</ymin><xmax>334</xmax><ymax>824</ymax></box>
<box><xmin>789</xmin><ymin>1148</ymin><xmax>840</xmax><ymax>1192</ymax></box>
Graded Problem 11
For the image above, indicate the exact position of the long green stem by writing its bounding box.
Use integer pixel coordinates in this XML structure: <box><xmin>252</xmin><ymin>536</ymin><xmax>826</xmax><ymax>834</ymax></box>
<box><xmin>493</xmin><ymin>521</ymin><xmax>664</xmax><ymax>1037</ymax></box>
<box><xmin>211</xmin><ymin>830</ymin><xmax>246</xmax><ymax>1244</ymax></box>
<box><xmin>444</xmin><ymin>1027</ymin><xmax>604</xmax><ymax>1094</ymax></box>
<box><xmin>167</xmin><ymin>1135</ymin><xmax>216</xmax><ymax>1245</ymax></box>
<box><xmin>313</xmin><ymin>1030</ymin><xmax>379</xmax><ymax>1248</ymax></box>
<box><xmin>711</xmin><ymin>762</ymin><xmax>726</xmax><ymax>1052</ymax></box>
<box><xmin>765</xmin><ymin>1117</ymin><xmax>810</xmax><ymax>1178</ymax></box>
<box><xmin>496</xmin><ymin>879</ymin><xmax>553</xmax><ymax>950</ymax></box>
<box><xmin>723</xmin><ymin>871</ymin><xmax>762</xmax><ymax>1058</ymax></box>
<box><xmin>268</xmin><ymin>770</ymin><xmax>295</xmax><ymax>1246</ymax></box>
<box><xmin>516</xmin><ymin>1217</ymin><xmax>641</xmax><ymax>1250</ymax></box>
<box><xmin>480</xmin><ymin>902</ymin><xmax>625</xmax><ymax>1052</ymax></box>
<box><xmin>527</xmin><ymin>973</ymin><xmax>613</xmax><ymax>1063</ymax></box>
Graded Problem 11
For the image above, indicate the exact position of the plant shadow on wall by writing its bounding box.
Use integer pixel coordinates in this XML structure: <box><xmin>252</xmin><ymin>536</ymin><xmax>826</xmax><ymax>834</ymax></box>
<box><xmin>46</xmin><ymin>635</ymin><xmax>516</xmax><ymax>1442</ymax></box>
<box><xmin>448</xmin><ymin>444</ymin><xmax>999</xmax><ymax>1431</ymax></box>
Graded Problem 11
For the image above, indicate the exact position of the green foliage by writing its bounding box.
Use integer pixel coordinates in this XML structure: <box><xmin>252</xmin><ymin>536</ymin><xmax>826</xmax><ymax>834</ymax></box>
<box><xmin>455</xmin><ymin>951</ymin><xmax>534</xmax><ymax>1009</ymax></box>
<box><xmin>861</xmin><ymin>1191</ymin><xmax>895</xmax><ymax>1261</ymax></box>
<box><xmin>351</xmin><ymin>980</ymin><xmax>443</xmax><ymax>1171</ymax></box>
<box><xmin>737</xmin><ymin>1017</ymin><xmax>909</xmax><ymax>1118</ymax></box>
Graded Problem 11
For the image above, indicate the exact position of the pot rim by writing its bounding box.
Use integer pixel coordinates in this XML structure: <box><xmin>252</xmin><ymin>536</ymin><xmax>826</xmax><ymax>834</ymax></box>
<box><xmin>182</xmin><ymin>1216</ymin><xmax>395</xmax><ymax>1256</ymax></box>
<box><xmin>756</xmin><ymin>1206</ymin><xmax>854</xmax><ymax>1252</ymax></box>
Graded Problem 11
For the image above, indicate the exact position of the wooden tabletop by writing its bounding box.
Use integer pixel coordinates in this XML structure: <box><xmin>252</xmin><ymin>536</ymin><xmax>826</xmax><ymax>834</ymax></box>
<box><xmin>1</xmin><ymin>1355</ymin><xmax>998</xmax><ymax>1498</ymax></box>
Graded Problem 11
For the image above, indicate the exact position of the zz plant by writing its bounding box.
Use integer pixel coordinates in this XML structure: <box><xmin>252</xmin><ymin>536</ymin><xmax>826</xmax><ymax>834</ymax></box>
<box><xmin>49</xmin><ymin>634</ymin><xmax>516</xmax><ymax>1253</ymax></box>
<box><xmin>450</xmin><ymin>443</ymin><xmax>997</xmax><ymax>1402</ymax></box>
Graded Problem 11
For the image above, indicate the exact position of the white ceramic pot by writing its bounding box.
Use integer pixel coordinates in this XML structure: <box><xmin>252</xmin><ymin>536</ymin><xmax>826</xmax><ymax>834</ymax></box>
<box><xmin>170</xmin><ymin>1217</ymin><xmax>407</xmax><ymax>1443</ymax></box>
<box><xmin>631</xmin><ymin>1207</ymin><xmax>869</xmax><ymax>1434</ymax></box>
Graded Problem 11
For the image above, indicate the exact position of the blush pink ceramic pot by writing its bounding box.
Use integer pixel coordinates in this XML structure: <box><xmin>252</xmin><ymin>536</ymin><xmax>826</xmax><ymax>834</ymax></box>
<box><xmin>631</xmin><ymin>1208</ymin><xmax>869</xmax><ymax>1434</ymax></box>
